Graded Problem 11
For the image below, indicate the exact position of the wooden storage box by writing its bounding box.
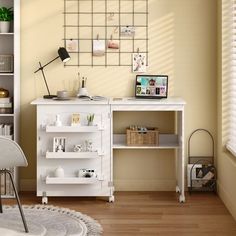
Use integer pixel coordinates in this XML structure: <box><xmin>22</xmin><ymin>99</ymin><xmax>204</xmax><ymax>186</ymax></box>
<box><xmin>126</xmin><ymin>127</ymin><xmax>159</xmax><ymax>146</ymax></box>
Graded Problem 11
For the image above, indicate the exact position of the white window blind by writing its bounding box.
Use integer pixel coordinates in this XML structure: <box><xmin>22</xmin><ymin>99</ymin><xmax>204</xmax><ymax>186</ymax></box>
<box><xmin>226</xmin><ymin>0</ymin><xmax>236</xmax><ymax>157</ymax></box>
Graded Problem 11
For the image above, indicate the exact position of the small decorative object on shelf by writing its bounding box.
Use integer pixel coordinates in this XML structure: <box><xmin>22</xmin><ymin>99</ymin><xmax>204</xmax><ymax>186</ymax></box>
<box><xmin>87</xmin><ymin>113</ymin><xmax>94</xmax><ymax>126</ymax></box>
<box><xmin>71</xmin><ymin>113</ymin><xmax>80</xmax><ymax>126</ymax></box>
<box><xmin>0</xmin><ymin>89</ymin><xmax>12</xmax><ymax>114</ymax></box>
<box><xmin>85</xmin><ymin>140</ymin><xmax>93</xmax><ymax>152</ymax></box>
<box><xmin>0</xmin><ymin>7</ymin><xmax>13</xmax><ymax>33</ymax></box>
<box><xmin>78</xmin><ymin>169</ymin><xmax>96</xmax><ymax>178</ymax></box>
<box><xmin>0</xmin><ymin>88</ymin><xmax>9</xmax><ymax>98</ymax></box>
<box><xmin>54</xmin><ymin>114</ymin><xmax>62</xmax><ymax>127</ymax></box>
<box><xmin>73</xmin><ymin>144</ymin><xmax>83</xmax><ymax>152</ymax></box>
<box><xmin>53</xmin><ymin>137</ymin><xmax>66</xmax><ymax>152</ymax></box>
<box><xmin>54</xmin><ymin>166</ymin><xmax>65</xmax><ymax>178</ymax></box>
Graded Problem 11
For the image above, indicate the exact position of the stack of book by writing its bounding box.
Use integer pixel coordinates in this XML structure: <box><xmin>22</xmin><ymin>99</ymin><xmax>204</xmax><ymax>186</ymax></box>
<box><xmin>0</xmin><ymin>123</ymin><xmax>13</xmax><ymax>136</ymax></box>
<box><xmin>0</xmin><ymin>97</ymin><xmax>12</xmax><ymax>114</ymax></box>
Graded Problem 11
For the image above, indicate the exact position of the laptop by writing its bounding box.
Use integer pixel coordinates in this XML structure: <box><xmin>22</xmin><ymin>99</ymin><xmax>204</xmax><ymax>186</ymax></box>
<box><xmin>135</xmin><ymin>75</ymin><xmax>168</xmax><ymax>99</ymax></box>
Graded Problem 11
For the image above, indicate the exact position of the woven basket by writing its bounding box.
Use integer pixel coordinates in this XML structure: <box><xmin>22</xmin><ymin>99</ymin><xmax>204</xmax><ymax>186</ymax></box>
<box><xmin>126</xmin><ymin>128</ymin><xmax>159</xmax><ymax>146</ymax></box>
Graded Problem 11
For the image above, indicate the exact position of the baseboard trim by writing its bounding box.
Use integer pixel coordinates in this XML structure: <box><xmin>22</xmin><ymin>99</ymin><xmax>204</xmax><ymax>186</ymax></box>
<box><xmin>218</xmin><ymin>181</ymin><xmax>236</xmax><ymax>221</ymax></box>
<box><xmin>114</xmin><ymin>179</ymin><xmax>176</xmax><ymax>191</ymax></box>
<box><xmin>20</xmin><ymin>179</ymin><xmax>36</xmax><ymax>191</ymax></box>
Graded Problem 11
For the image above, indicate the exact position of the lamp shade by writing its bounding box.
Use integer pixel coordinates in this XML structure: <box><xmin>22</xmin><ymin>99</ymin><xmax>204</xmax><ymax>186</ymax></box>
<box><xmin>58</xmin><ymin>47</ymin><xmax>70</xmax><ymax>63</ymax></box>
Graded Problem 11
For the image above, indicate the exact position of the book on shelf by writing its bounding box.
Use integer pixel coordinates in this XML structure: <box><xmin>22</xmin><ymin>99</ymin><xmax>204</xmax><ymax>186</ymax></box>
<box><xmin>0</xmin><ymin>97</ymin><xmax>12</xmax><ymax>104</ymax></box>
<box><xmin>0</xmin><ymin>102</ymin><xmax>12</xmax><ymax>108</ymax></box>
<box><xmin>0</xmin><ymin>123</ymin><xmax>13</xmax><ymax>136</ymax></box>
<box><xmin>77</xmin><ymin>95</ymin><xmax>107</xmax><ymax>101</ymax></box>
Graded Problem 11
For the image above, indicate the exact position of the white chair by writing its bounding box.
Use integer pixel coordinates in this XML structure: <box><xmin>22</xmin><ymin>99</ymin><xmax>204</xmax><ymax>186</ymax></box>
<box><xmin>0</xmin><ymin>136</ymin><xmax>29</xmax><ymax>233</ymax></box>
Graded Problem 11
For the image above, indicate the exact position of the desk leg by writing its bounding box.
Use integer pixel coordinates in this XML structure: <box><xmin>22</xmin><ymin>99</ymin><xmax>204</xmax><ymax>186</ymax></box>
<box><xmin>176</xmin><ymin>110</ymin><xmax>185</xmax><ymax>203</ymax></box>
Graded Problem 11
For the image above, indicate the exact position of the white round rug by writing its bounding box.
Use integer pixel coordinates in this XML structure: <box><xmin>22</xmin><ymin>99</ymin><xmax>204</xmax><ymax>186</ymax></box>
<box><xmin>0</xmin><ymin>205</ymin><xmax>102</xmax><ymax>236</ymax></box>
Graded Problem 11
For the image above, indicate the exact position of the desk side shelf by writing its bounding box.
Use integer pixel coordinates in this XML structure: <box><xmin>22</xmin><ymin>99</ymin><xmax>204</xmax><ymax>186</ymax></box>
<box><xmin>113</xmin><ymin>134</ymin><xmax>179</xmax><ymax>149</ymax></box>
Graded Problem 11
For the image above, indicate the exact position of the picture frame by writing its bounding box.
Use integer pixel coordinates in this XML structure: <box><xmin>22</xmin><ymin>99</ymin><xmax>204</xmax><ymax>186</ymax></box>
<box><xmin>53</xmin><ymin>137</ymin><xmax>66</xmax><ymax>152</ymax></box>
<box><xmin>71</xmin><ymin>113</ymin><xmax>80</xmax><ymax>126</ymax></box>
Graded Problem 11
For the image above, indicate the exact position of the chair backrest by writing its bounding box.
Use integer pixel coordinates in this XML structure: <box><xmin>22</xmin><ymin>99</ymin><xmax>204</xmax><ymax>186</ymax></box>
<box><xmin>0</xmin><ymin>137</ymin><xmax>28</xmax><ymax>169</ymax></box>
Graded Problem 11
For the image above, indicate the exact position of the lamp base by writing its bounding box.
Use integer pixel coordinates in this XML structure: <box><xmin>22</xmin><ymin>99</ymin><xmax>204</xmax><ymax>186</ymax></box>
<box><xmin>43</xmin><ymin>95</ymin><xmax>57</xmax><ymax>99</ymax></box>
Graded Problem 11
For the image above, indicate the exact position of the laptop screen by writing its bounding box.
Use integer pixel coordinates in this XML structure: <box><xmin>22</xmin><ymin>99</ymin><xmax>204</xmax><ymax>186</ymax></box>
<box><xmin>135</xmin><ymin>75</ymin><xmax>168</xmax><ymax>99</ymax></box>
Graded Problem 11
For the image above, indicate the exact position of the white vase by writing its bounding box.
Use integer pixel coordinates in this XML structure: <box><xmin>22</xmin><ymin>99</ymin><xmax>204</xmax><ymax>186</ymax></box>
<box><xmin>55</xmin><ymin>166</ymin><xmax>64</xmax><ymax>178</ymax></box>
<box><xmin>55</xmin><ymin>114</ymin><xmax>62</xmax><ymax>127</ymax></box>
<box><xmin>0</xmin><ymin>21</ymin><xmax>11</xmax><ymax>33</ymax></box>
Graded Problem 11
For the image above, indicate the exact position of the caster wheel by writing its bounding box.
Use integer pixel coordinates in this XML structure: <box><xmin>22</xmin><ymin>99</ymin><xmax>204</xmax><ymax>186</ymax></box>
<box><xmin>42</xmin><ymin>196</ymin><xmax>48</xmax><ymax>204</ymax></box>
<box><xmin>176</xmin><ymin>186</ymin><xmax>180</xmax><ymax>193</ymax></box>
<box><xmin>179</xmin><ymin>195</ymin><xmax>185</xmax><ymax>203</ymax></box>
<box><xmin>108</xmin><ymin>196</ymin><xmax>115</xmax><ymax>203</ymax></box>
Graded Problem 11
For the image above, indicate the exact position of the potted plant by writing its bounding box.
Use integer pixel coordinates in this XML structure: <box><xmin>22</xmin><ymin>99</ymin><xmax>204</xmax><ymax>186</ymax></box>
<box><xmin>0</xmin><ymin>7</ymin><xmax>13</xmax><ymax>33</ymax></box>
<box><xmin>87</xmin><ymin>113</ymin><xmax>95</xmax><ymax>126</ymax></box>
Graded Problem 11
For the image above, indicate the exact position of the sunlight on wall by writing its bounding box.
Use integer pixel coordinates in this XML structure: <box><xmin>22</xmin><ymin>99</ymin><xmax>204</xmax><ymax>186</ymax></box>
<box><xmin>149</xmin><ymin>13</ymin><xmax>175</xmax><ymax>95</ymax></box>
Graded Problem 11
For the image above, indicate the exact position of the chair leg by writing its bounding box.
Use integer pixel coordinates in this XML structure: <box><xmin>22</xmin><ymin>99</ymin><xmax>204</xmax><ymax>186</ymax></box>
<box><xmin>0</xmin><ymin>189</ymin><xmax>2</xmax><ymax>214</ymax></box>
<box><xmin>6</xmin><ymin>170</ymin><xmax>29</xmax><ymax>233</ymax></box>
<box><xmin>0</xmin><ymin>172</ymin><xmax>3</xmax><ymax>213</ymax></box>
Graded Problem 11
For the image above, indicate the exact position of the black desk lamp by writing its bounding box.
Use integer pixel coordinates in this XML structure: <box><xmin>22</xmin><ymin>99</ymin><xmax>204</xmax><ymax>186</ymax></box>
<box><xmin>34</xmin><ymin>47</ymin><xmax>71</xmax><ymax>99</ymax></box>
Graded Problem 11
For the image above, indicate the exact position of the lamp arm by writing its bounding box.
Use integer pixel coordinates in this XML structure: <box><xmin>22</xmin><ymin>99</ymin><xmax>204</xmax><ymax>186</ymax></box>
<box><xmin>34</xmin><ymin>56</ymin><xmax>60</xmax><ymax>73</ymax></box>
<box><xmin>38</xmin><ymin>62</ymin><xmax>51</xmax><ymax>96</ymax></box>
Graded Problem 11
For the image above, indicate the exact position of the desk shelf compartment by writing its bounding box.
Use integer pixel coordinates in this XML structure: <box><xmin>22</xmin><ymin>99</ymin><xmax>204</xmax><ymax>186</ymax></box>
<box><xmin>46</xmin><ymin>176</ymin><xmax>100</xmax><ymax>185</ymax></box>
<box><xmin>46</xmin><ymin>151</ymin><xmax>104</xmax><ymax>159</ymax></box>
<box><xmin>113</xmin><ymin>134</ymin><xmax>179</xmax><ymax>149</ymax></box>
<box><xmin>46</xmin><ymin>125</ymin><xmax>103</xmax><ymax>133</ymax></box>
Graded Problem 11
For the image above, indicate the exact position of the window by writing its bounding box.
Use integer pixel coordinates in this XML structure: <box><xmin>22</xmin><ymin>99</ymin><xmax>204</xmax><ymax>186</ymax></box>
<box><xmin>222</xmin><ymin>0</ymin><xmax>236</xmax><ymax>157</ymax></box>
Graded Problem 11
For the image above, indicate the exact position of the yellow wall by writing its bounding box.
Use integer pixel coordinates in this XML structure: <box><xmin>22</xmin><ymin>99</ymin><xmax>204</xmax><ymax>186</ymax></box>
<box><xmin>217</xmin><ymin>0</ymin><xmax>236</xmax><ymax>221</ymax></box>
<box><xmin>20</xmin><ymin>0</ymin><xmax>217</xmax><ymax>191</ymax></box>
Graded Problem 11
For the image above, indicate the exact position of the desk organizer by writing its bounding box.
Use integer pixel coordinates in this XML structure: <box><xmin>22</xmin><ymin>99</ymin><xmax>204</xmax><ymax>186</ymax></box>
<box><xmin>126</xmin><ymin>127</ymin><xmax>159</xmax><ymax>146</ymax></box>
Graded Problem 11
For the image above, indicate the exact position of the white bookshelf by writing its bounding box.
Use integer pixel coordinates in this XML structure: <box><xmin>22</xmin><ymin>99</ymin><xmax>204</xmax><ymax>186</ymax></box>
<box><xmin>0</xmin><ymin>0</ymin><xmax>20</xmax><ymax>197</ymax></box>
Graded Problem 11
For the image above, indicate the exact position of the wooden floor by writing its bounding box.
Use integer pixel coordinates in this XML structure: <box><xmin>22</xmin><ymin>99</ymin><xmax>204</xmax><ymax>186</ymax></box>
<box><xmin>3</xmin><ymin>191</ymin><xmax>236</xmax><ymax>236</ymax></box>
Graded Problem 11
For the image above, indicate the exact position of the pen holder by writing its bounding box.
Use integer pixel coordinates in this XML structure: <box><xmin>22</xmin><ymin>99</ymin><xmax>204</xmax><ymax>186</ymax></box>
<box><xmin>78</xmin><ymin>87</ymin><xmax>88</xmax><ymax>97</ymax></box>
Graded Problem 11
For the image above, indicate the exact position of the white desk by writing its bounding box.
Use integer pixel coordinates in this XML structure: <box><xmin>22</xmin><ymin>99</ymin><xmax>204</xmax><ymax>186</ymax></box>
<box><xmin>110</xmin><ymin>97</ymin><xmax>185</xmax><ymax>203</ymax></box>
<box><xmin>32</xmin><ymin>97</ymin><xmax>186</xmax><ymax>203</ymax></box>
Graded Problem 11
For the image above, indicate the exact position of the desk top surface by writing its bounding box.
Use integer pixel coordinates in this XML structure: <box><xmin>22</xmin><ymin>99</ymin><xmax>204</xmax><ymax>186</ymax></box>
<box><xmin>31</xmin><ymin>97</ymin><xmax>186</xmax><ymax>106</ymax></box>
